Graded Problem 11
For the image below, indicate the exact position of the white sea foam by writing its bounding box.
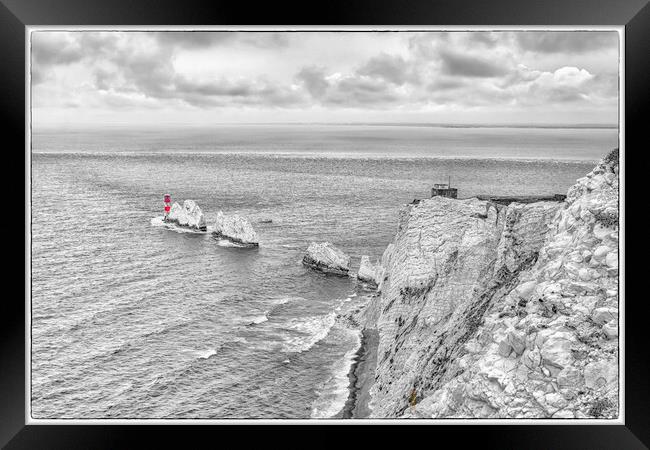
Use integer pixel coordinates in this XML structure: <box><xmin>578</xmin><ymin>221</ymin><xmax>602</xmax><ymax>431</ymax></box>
<box><xmin>215</xmin><ymin>239</ymin><xmax>250</xmax><ymax>248</ymax></box>
<box><xmin>249</xmin><ymin>311</ymin><xmax>269</xmax><ymax>325</ymax></box>
<box><xmin>150</xmin><ymin>216</ymin><xmax>209</xmax><ymax>234</ymax></box>
<box><xmin>281</xmin><ymin>312</ymin><xmax>336</xmax><ymax>353</ymax></box>
<box><xmin>270</xmin><ymin>297</ymin><xmax>299</xmax><ymax>307</ymax></box>
<box><xmin>182</xmin><ymin>347</ymin><xmax>218</xmax><ymax>359</ymax></box>
<box><xmin>311</xmin><ymin>328</ymin><xmax>362</xmax><ymax>418</ymax></box>
<box><xmin>150</xmin><ymin>216</ymin><xmax>165</xmax><ymax>227</ymax></box>
<box><xmin>196</xmin><ymin>348</ymin><xmax>217</xmax><ymax>359</ymax></box>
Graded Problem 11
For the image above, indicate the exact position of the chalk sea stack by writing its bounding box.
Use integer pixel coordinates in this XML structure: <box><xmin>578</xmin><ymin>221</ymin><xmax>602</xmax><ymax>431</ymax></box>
<box><xmin>213</xmin><ymin>211</ymin><xmax>259</xmax><ymax>247</ymax></box>
<box><xmin>164</xmin><ymin>199</ymin><xmax>207</xmax><ymax>231</ymax></box>
<box><xmin>357</xmin><ymin>255</ymin><xmax>382</xmax><ymax>287</ymax></box>
<box><xmin>303</xmin><ymin>242</ymin><xmax>351</xmax><ymax>276</ymax></box>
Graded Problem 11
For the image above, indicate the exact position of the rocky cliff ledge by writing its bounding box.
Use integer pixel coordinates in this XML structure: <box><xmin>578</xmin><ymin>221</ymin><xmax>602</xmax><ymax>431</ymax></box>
<box><xmin>363</xmin><ymin>149</ymin><xmax>619</xmax><ymax>419</ymax></box>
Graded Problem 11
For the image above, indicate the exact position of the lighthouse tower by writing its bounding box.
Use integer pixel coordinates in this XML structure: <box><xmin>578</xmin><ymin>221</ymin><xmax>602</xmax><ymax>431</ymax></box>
<box><xmin>163</xmin><ymin>193</ymin><xmax>172</xmax><ymax>220</ymax></box>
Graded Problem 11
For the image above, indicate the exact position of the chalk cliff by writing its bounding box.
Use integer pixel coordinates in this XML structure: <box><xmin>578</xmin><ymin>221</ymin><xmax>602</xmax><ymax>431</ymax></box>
<box><xmin>363</xmin><ymin>149</ymin><xmax>619</xmax><ymax>419</ymax></box>
<box><xmin>165</xmin><ymin>200</ymin><xmax>207</xmax><ymax>231</ymax></box>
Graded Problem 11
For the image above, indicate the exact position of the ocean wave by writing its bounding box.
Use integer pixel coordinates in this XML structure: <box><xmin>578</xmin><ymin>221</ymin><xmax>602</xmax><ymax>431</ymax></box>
<box><xmin>280</xmin><ymin>312</ymin><xmax>337</xmax><ymax>353</ymax></box>
<box><xmin>311</xmin><ymin>328</ymin><xmax>362</xmax><ymax>418</ymax></box>
<box><xmin>89</xmin><ymin>319</ymin><xmax>194</xmax><ymax>361</ymax></box>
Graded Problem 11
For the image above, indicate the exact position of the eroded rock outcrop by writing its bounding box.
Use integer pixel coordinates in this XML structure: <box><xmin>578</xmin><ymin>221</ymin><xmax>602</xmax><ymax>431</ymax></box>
<box><xmin>303</xmin><ymin>242</ymin><xmax>351</xmax><ymax>276</ymax></box>
<box><xmin>213</xmin><ymin>211</ymin><xmax>259</xmax><ymax>247</ymax></box>
<box><xmin>164</xmin><ymin>200</ymin><xmax>207</xmax><ymax>231</ymax></box>
<box><xmin>365</xmin><ymin>149</ymin><xmax>619</xmax><ymax>419</ymax></box>
<box><xmin>357</xmin><ymin>256</ymin><xmax>382</xmax><ymax>287</ymax></box>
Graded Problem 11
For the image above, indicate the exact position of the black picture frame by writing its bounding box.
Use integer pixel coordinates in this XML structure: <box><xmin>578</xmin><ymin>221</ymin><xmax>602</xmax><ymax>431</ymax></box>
<box><xmin>3</xmin><ymin>0</ymin><xmax>645</xmax><ymax>448</ymax></box>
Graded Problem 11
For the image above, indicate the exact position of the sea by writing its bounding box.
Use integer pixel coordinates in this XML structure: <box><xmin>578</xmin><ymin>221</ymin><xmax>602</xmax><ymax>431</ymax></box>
<box><xmin>30</xmin><ymin>124</ymin><xmax>618</xmax><ymax>419</ymax></box>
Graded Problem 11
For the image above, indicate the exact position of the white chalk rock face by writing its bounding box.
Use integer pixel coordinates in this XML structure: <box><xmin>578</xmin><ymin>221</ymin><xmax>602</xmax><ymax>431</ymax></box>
<box><xmin>357</xmin><ymin>255</ymin><xmax>382</xmax><ymax>286</ymax></box>
<box><xmin>165</xmin><ymin>200</ymin><xmax>207</xmax><ymax>231</ymax></box>
<box><xmin>366</xmin><ymin>149</ymin><xmax>619</xmax><ymax>420</ymax></box>
<box><xmin>213</xmin><ymin>211</ymin><xmax>259</xmax><ymax>247</ymax></box>
<box><xmin>303</xmin><ymin>242</ymin><xmax>351</xmax><ymax>276</ymax></box>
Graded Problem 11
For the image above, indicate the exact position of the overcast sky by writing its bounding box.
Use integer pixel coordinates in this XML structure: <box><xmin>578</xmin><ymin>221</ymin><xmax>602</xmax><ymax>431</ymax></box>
<box><xmin>31</xmin><ymin>30</ymin><xmax>620</xmax><ymax>127</ymax></box>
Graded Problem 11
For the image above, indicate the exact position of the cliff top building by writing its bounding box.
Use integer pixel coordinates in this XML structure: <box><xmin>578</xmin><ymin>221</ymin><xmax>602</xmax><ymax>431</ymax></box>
<box><xmin>431</xmin><ymin>180</ymin><xmax>458</xmax><ymax>199</ymax></box>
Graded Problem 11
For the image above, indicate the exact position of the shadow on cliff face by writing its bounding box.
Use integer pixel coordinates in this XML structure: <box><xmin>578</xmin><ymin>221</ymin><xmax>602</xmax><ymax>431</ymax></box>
<box><xmin>392</xmin><ymin>231</ymin><xmax>544</xmax><ymax>417</ymax></box>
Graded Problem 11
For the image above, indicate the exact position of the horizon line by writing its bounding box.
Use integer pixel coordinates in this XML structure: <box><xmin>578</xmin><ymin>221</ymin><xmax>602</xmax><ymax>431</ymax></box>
<box><xmin>32</xmin><ymin>121</ymin><xmax>619</xmax><ymax>130</ymax></box>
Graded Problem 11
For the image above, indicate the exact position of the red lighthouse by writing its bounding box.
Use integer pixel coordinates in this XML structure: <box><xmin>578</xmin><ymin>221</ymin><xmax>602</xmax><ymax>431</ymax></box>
<box><xmin>163</xmin><ymin>194</ymin><xmax>171</xmax><ymax>219</ymax></box>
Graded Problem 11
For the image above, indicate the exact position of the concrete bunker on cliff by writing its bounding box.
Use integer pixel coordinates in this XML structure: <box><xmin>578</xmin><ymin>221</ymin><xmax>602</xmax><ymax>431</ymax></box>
<box><xmin>431</xmin><ymin>181</ymin><xmax>458</xmax><ymax>199</ymax></box>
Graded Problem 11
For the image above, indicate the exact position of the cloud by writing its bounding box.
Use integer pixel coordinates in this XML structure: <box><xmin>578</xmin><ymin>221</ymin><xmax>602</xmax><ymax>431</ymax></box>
<box><xmin>467</xmin><ymin>32</ymin><xmax>500</xmax><ymax>47</ymax></box>
<box><xmin>31</xmin><ymin>32</ymin><xmax>85</xmax><ymax>84</ymax></box>
<box><xmin>296</xmin><ymin>67</ymin><xmax>403</xmax><ymax>107</ymax></box>
<box><xmin>32</xmin><ymin>32</ymin><xmax>84</xmax><ymax>66</ymax></box>
<box><xmin>35</xmin><ymin>32</ymin><xmax>304</xmax><ymax>108</ymax></box>
<box><xmin>428</xmin><ymin>78</ymin><xmax>467</xmax><ymax>91</ymax></box>
<box><xmin>154</xmin><ymin>31</ymin><xmax>290</xmax><ymax>49</ymax></box>
<box><xmin>155</xmin><ymin>31</ymin><xmax>233</xmax><ymax>48</ymax></box>
<box><xmin>30</xmin><ymin>30</ymin><xmax>620</xmax><ymax>123</ymax></box>
<box><xmin>171</xmin><ymin>76</ymin><xmax>306</xmax><ymax>107</ymax></box>
<box><xmin>502</xmin><ymin>66</ymin><xmax>614</xmax><ymax>105</ymax></box>
<box><xmin>589</xmin><ymin>72</ymin><xmax>619</xmax><ymax>98</ymax></box>
<box><xmin>439</xmin><ymin>49</ymin><xmax>509</xmax><ymax>77</ymax></box>
<box><xmin>357</xmin><ymin>53</ymin><xmax>410</xmax><ymax>85</ymax></box>
<box><xmin>332</xmin><ymin>76</ymin><xmax>398</xmax><ymax>105</ymax></box>
<box><xmin>296</xmin><ymin>66</ymin><xmax>329</xmax><ymax>98</ymax></box>
<box><xmin>175</xmin><ymin>77</ymin><xmax>255</xmax><ymax>97</ymax></box>
<box><xmin>516</xmin><ymin>31</ymin><xmax>619</xmax><ymax>54</ymax></box>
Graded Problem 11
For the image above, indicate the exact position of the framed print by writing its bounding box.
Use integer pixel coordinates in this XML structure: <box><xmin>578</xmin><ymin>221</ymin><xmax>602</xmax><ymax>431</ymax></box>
<box><xmin>1</xmin><ymin>0</ymin><xmax>647</xmax><ymax>447</ymax></box>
